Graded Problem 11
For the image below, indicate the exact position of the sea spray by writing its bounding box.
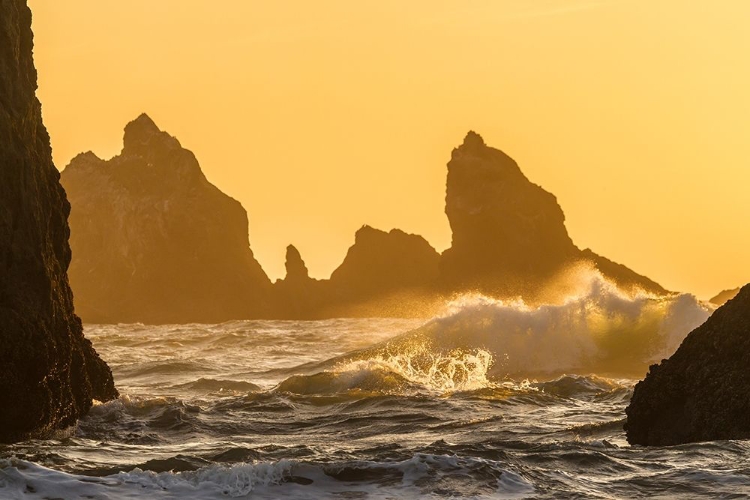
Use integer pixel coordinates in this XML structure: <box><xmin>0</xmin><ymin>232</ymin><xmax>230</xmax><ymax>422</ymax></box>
<box><xmin>303</xmin><ymin>268</ymin><xmax>715</xmax><ymax>384</ymax></box>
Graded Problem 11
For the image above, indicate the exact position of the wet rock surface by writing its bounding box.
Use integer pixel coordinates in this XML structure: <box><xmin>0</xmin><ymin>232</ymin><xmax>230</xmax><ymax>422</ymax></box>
<box><xmin>0</xmin><ymin>0</ymin><xmax>117</xmax><ymax>443</ymax></box>
<box><xmin>625</xmin><ymin>284</ymin><xmax>750</xmax><ymax>445</ymax></box>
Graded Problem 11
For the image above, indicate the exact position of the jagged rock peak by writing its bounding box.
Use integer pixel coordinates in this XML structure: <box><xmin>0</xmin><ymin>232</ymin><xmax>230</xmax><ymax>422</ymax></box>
<box><xmin>122</xmin><ymin>113</ymin><xmax>180</xmax><ymax>157</ymax></box>
<box><xmin>285</xmin><ymin>244</ymin><xmax>309</xmax><ymax>281</ymax></box>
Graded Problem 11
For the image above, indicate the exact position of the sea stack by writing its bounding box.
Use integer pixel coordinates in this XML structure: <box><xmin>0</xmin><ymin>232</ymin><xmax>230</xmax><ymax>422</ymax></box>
<box><xmin>0</xmin><ymin>0</ymin><xmax>117</xmax><ymax>443</ymax></box>
<box><xmin>273</xmin><ymin>245</ymin><xmax>328</xmax><ymax>318</ymax></box>
<box><xmin>61</xmin><ymin>114</ymin><xmax>273</xmax><ymax>324</ymax></box>
<box><xmin>439</xmin><ymin>131</ymin><xmax>667</xmax><ymax>297</ymax></box>
<box><xmin>329</xmin><ymin>226</ymin><xmax>440</xmax><ymax>300</ymax></box>
<box><xmin>625</xmin><ymin>284</ymin><xmax>750</xmax><ymax>445</ymax></box>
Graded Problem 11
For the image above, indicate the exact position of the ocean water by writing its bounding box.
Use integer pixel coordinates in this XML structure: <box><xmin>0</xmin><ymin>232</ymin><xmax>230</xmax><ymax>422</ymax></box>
<box><xmin>2</xmin><ymin>274</ymin><xmax>749</xmax><ymax>499</ymax></box>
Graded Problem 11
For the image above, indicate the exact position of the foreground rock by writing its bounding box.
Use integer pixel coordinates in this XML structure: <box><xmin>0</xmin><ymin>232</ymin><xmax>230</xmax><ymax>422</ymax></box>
<box><xmin>61</xmin><ymin>114</ymin><xmax>273</xmax><ymax>324</ymax></box>
<box><xmin>0</xmin><ymin>1</ymin><xmax>117</xmax><ymax>443</ymax></box>
<box><xmin>625</xmin><ymin>284</ymin><xmax>750</xmax><ymax>445</ymax></box>
<box><xmin>439</xmin><ymin>132</ymin><xmax>667</xmax><ymax>297</ymax></box>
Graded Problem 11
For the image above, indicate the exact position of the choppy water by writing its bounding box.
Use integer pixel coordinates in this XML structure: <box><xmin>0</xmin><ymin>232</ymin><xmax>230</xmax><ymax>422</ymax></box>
<box><xmin>2</xmin><ymin>274</ymin><xmax>749</xmax><ymax>498</ymax></box>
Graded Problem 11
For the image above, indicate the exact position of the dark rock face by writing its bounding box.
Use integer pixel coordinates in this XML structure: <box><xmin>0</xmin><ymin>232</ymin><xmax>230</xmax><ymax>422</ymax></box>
<box><xmin>625</xmin><ymin>284</ymin><xmax>750</xmax><ymax>446</ymax></box>
<box><xmin>61</xmin><ymin>114</ymin><xmax>272</xmax><ymax>324</ymax></box>
<box><xmin>0</xmin><ymin>1</ymin><xmax>117</xmax><ymax>443</ymax></box>
<box><xmin>439</xmin><ymin>131</ymin><xmax>667</xmax><ymax>296</ymax></box>
<box><xmin>710</xmin><ymin>287</ymin><xmax>740</xmax><ymax>306</ymax></box>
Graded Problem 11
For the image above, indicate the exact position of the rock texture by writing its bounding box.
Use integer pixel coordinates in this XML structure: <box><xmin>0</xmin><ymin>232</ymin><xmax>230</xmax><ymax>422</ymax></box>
<box><xmin>439</xmin><ymin>132</ymin><xmax>667</xmax><ymax>297</ymax></box>
<box><xmin>0</xmin><ymin>1</ymin><xmax>117</xmax><ymax>443</ymax></box>
<box><xmin>61</xmin><ymin>114</ymin><xmax>272</xmax><ymax>324</ymax></box>
<box><xmin>710</xmin><ymin>287</ymin><xmax>740</xmax><ymax>306</ymax></box>
<box><xmin>625</xmin><ymin>284</ymin><xmax>750</xmax><ymax>446</ymax></box>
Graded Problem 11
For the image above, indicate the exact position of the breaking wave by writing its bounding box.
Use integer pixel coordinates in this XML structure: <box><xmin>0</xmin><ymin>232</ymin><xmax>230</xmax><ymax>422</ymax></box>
<box><xmin>276</xmin><ymin>269</ymin><xmax>713</xmax><ymax>395</ymax></box>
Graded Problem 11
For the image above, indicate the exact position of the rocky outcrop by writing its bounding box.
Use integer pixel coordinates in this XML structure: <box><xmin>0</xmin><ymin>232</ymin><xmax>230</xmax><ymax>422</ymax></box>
<box><xmin>272</xmin><ymin>229</ymin><xmax>443</xmax><ymax>318</ymax></box>
<box><xmin>61</xmin><ymin>114</ymin><xmax>272</xmax><ymax>324</ymax></box>
<box><xmin>0</xmin><ymin>1</ymin><xmax>117</xmax><ymax>443</ymax></box>
<box><xmin>330</xmin><ymin>226</ymin><xmax>440</xmax><ymax>298</ymax></box>
<box><xmin>438</xmin><ymin>131</ymin><xmax>667</xmax><ymax>297</ymax></box>
<box><xmin>321</xmin><ymin>226</ymin><xmax>443</xmax><ymax>317</ymax></box>
<box><xmin>625</xmin><ymin>284</ymin><xmax>750</xmax><ymax>446</ymax></box>
<box><xmin>273</xmin><ymin>245</ymin><xmax>328</xmax><ymax>318</ymax></box>
<box><xmin>710</xmin><ymin>287</ymin><xmax>740</xmax><ymax>306</ymax></box>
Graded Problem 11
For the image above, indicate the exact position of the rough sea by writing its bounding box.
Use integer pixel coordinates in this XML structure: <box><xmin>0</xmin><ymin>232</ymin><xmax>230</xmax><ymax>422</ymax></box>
<box><xmin>2</xmin><ymin>273</ymin><xmax>749</xmax><ymax>499</ymax></box>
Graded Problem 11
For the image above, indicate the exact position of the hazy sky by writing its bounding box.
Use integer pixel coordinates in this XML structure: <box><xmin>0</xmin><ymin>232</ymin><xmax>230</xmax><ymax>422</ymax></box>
<box><xmin>28</xmin><ymin>1</ymin><xmax>749</xmax><ymax>298</ymax></box>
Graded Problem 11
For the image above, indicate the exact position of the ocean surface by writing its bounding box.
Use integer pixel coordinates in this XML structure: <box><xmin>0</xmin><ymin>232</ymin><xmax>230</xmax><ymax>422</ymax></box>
<box><xmin>2</xmin><ymin>275</ymin><xmax>749</xmax><ymax>499</ymax></box>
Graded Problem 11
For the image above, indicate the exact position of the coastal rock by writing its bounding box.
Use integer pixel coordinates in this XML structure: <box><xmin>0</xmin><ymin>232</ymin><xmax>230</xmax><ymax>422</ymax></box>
<box><xmin>625</xmin><ymin>284</ymin><xmax>750</xmax><ymax>445</ymax></box>
<box><xmin>273</xmin><ymin>245</ymin><xmax>328</xmax><ymax>318</ymax></box>
<box><xmin>61</xmin><ymin>115</ymin><xmax>272</xmax><ymax>324</ymax></box>
<box><xmin>710</xmin><ymin>287</ymin><xmax>740</xmax><ymax>306</ymax></box>
<box><xmin>0</xmin><ymin>1</ymin><xmax>117</xmax><ymax>443</ymax></box>
<box><xmin>439</xmin><ymin>131</ymin><xmax>667</xmax><ymax>296</ymax></box>
<box><xmin>330</xmin><ymin>226</ymin><xmax>440</xmax><ymax>298</ymax></box>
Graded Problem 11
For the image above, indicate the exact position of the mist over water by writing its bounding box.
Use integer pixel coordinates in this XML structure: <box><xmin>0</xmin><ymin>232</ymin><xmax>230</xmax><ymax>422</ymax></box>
<box><xmin>2</xmin><ymin>272</ymin><xmax>744</xmax><ymax>498</ymax></box>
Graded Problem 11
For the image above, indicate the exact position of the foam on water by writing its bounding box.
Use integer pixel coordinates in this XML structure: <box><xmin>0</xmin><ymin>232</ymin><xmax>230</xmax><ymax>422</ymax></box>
<box><xmin>0</xmin><ymin>455</ymin><xmax>535</xmax><ymax>499</ymax></box>
<box><xmin>376</xmin><ymin>268</ymin><xmax>713</xmax><ymax>378</ymax></box>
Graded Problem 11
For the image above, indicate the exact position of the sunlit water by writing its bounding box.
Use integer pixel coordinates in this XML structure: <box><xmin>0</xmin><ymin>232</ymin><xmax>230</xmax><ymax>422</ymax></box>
<box><xmin>2</xmin><ymin>278</ymin><xmax>749</xmax><ymax>499</ymax></box>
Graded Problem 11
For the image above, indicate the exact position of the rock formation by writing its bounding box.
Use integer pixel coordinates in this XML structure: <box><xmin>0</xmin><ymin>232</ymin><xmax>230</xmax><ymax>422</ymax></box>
<box><xmin>625</xmin><ymin>284</ymin><xmax>750</xmax><ymax>445</ymax></box>
<box><xmin>438</xmin><ymin>131</ymin><xmax>667</xmax><ymax>297</ymax></box>
<box><xmin>0</xmin><ymin>0</ymin><xmax>117</xmax><ymax>443</ymax></box>
<box><xmin>324</xmin><ymin>226</ymin><xmax>443</xmax><ymax>317</ymax></box>
<box><xmin>330</xmin><ymin>226</ymin><xmax>440</xmax><ymax>298</ymax></box>
<box><xmin>710</xmin><ymin>287</ymin><xmax>740</xmax><ymax>306</ymax></box>
<box><xmin>273</xmin><ymin>227</ymin><xmax>443</xmax><ymax>318</ymax></box>
<box><xmin>273</xmin><ymin>245</ymin><xmax>328</xmax><ymax>318</ymax></box>
<box><xmin>61</xmin><ymin>114</ymin><xmax>272</xmax><ymax>324</ymax></box>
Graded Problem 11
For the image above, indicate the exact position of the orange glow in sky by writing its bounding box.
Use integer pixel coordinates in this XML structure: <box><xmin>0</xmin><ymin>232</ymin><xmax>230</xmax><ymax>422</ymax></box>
<box><xmin>28</xmin><ymin>0</ymin><xmax>750</xmax><ymax>298</ymax></box>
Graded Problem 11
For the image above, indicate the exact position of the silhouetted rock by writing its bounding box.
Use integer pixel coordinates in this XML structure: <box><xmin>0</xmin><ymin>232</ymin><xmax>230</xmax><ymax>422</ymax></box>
<box><xmin>61</xmin><ymin>115</ymin><xmax>272</xmax><ymax>324</ymax></box>
<box><xmin>321</xmin><ymin>226</ymin><xmax>443</xmax><ymax>317</ymax></box>
<box><xmin>625</xmin><ymin>284</ymin><xmax>750</xmax><ymax>445</ymax></box>
<box><xmin>0</xmin><ymin>1</ymin><xmax>117</xmax><ymax>443</ymax></box>
<box><xmin>439</xmin><ymin>131</ymin><xmax>667</xmax><ymax>296</ymax></box>
<box><xmin>710</xmin><ymin>287</ymin><xmax>740</xmax><ymax>306</ymax></box>
<box><xmin>273</xmin><ymin>245</ymin><xmax>328</xmax><ymax>318</ymax></box>
<box><xmin>331</xmin><ymin>226</ymin><xmax>440</xmax><ymax>299</ymax></box>
<box><xmin>284</xmin><ymin>245</ymin><xmax>310</xmax><ymax>283</ymax></box>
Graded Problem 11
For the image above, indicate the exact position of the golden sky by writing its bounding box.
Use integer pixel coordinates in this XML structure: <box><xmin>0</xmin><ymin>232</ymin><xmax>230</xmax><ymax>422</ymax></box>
<box><xmin>28</xmin><ymin>0</ymin><xmax>749</xmax><ymax>299</ymax></box>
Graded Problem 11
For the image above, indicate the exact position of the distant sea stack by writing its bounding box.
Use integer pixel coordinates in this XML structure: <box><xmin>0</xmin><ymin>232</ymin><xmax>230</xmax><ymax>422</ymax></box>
<box><xmin>0</xmin><ymin>0</ymin><xmax>117</xmax><ymax>443</ymax></box>
<box><xmin>625</xmin><ymin>284</ymin><xmax>750</xmax><ymax>446</ymax></box>
<box><xmin>273</xmin><ymin>245</ymin><xmax>328</xmax><ymax>319</ymax></box>
<box><xmin>61</xmin><ymin>114</ymin><xmax>272</xmax><ymax>324</ymax></box>
<box><xmin>272</xmin><ymin>227</ymin><xmax>443</xmax><ymax>318</ymax></box>
<box><xmin>324</xmin><ymin>226</ymin><xmax>443</xmax><ymax>317</ymax></box>
<box><xmin>438</xmin><ymin>131</ymin><xmax>667</xmax><ymax>297</ymax></box>
<box><xmin>710</xmin><ymin>287</ymin><xmax>740</xmax><ymax>306</ymax></box>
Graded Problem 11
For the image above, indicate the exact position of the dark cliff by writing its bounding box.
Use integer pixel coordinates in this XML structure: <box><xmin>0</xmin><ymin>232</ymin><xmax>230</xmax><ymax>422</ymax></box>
<box><xmin>60</xmin><ymin>114</ymin><xmax>272</xmax><ymax>324</ymax></box>
<box><xmin>625</xmin><ymin>284</ymin><xmax>750</xmax><ymax>445</ymax></box>
<box><xmin>439</xmin><ymin>131</ymin><xmax>667</xmax><ymax>297</ymax></box>
<box><xmin>0</xmin><ymin>0</ymin><xmax>117</xmax><ymax>443</ymax></box>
